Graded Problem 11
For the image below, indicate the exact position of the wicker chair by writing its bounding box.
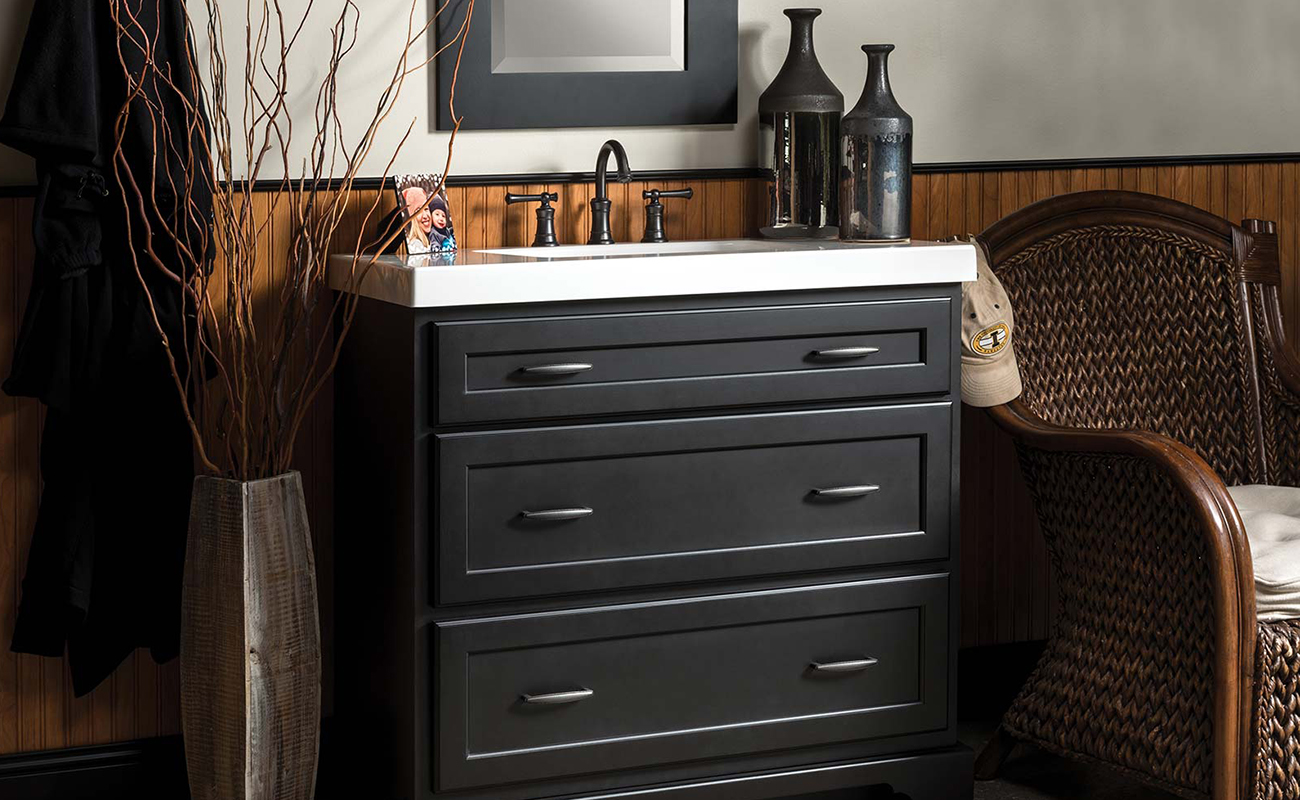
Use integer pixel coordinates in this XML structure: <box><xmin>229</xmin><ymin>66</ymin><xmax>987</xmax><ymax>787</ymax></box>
<box><xmin>972</xmin><ymin>191</ymin><xmax>1300</xmax><ymax>800</ymax></box>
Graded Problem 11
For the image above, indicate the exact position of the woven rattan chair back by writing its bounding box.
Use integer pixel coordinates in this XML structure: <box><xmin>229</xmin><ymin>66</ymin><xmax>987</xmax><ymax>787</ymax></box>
<box><xmin>973</xmin><ymin>191</ymin><xmax>1299</xmax><ymax>800</ymax></box>
<box><xmin>981</xmin><ymin>192</ymin><xmax>1262</xmax><ymax>486</ymax></box>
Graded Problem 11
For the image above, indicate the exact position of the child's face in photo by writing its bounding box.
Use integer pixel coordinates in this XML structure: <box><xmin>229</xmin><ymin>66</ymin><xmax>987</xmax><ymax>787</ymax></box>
<box><xmin>431</xmin><ymin>208</ymin><xmax>447</xmax><ymax>229</ymax></box>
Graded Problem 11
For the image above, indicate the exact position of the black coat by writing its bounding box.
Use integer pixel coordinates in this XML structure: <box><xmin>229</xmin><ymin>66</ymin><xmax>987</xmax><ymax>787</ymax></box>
<box><xmin>0</xmin><ymin>0</ymin><xmax>210</xmax><ymax>695</ymax></box>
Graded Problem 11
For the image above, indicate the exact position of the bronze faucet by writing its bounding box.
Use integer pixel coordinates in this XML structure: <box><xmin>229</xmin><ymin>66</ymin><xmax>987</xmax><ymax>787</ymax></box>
<box><xmin>588</xmin><ymin>140</ymin><xmax>632</xmax><ymax>245</ymax></box>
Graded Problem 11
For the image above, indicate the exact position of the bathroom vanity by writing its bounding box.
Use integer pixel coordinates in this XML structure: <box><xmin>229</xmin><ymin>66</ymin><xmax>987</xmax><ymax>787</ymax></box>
<box><xmin>331</xmin><ymin>239</ymin><xmax>976</xmax><ymax>800</ymax></box>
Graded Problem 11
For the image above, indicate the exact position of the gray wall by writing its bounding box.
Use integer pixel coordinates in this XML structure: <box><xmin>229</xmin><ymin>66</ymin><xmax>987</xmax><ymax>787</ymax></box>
<box><xmin>1</xmin><ymin>0</ymin><xmax>1298</xmax><ymax>185</ymax></box>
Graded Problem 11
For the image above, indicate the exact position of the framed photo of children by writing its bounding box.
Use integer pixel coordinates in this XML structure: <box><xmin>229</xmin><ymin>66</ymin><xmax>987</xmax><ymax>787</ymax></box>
<box><xmin>395</xmin><ymin>173</ymin><xmax>456</xmax><ymax>255</ymax></box>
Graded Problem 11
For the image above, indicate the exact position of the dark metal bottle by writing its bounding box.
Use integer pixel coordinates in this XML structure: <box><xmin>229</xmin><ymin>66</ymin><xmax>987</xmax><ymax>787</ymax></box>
<box><xmin>840</xmin><ymin>44</ymin><xmax>913</xmax><ymax>242</ymax></box>
<box><xmin>758</xmin><ymin>8</ymin><xmax>842</xmax><ymax>239</ymax></box>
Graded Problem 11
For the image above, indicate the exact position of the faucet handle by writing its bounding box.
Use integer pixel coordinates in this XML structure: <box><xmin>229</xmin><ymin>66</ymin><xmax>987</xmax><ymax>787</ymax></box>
<box><xmin>505</xmin><ymin>191</ymin><xmax>559</xmax><ymax>208</ymax></box>
<box><xmin>505</xmin><ymin>192</ymin><xmax>560</xmax><ymax>247</ymax></box>
<box><xmin>641</xmin><ymin>188</ymin><xmax>693</xmax><ymax>244</ymax></box>
<box><xmin>643</xmin><ymin>188</ymin><xmax>694</xmax><ymax>203</ymax></box>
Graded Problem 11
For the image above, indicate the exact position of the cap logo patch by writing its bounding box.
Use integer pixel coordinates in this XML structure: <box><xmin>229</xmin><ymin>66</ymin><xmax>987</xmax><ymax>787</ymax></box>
<box><xmin>971</xmin><ymin>322</ymin><xmax>1010</xmax><ymax>356</ymax></box>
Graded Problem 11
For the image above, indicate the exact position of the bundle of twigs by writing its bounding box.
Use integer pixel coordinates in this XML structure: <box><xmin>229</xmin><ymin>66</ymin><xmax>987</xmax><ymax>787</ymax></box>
<box><xmin>108</xmin><ymin>0</ymin><xmax>473</xmax><ymax>479</ymax></box>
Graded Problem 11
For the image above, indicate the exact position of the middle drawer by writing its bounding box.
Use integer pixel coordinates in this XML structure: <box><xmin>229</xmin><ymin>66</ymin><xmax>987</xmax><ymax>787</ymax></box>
<box><xmin>433</xmin><ymin>403</ymin><xmax>952</xmax><ymax>605</ymax></box>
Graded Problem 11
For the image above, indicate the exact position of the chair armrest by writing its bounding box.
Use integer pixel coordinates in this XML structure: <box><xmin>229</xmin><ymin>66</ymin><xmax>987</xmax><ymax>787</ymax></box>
<box><xmin>988</xmin><ymin>399</ymin><xmax>1257</xmax><ymax>800</ymax></box>
<box><xmin>989</xmin><ymin>400</ymin><xmax>1254</xmax><ymax>589</ymax></box>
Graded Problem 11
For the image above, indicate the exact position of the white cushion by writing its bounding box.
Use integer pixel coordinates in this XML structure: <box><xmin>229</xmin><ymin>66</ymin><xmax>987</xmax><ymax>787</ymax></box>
<box><xmin>1227</xmin><ymin>485</ymin><xmax>1300</xmax><ymax>621</ymax></box>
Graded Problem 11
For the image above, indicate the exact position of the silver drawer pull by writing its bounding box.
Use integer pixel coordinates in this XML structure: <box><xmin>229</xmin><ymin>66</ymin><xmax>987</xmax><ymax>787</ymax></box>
<box><xmin>518</xmin><ymin>362</ymin><xmax>594</xmax><ymax>376</ymax></box>
<box><xmin>810</xmin><ymin>658</ymin><xmax>878</xmax><ymax>674</ymax></box>
<box><xmin>811</xmin><ymin>485</ymin><xmax>880</xmax><ymax>499</ymax></box>
<box><xmin>522</xmin><ymin>688</ymin><xmax>594</xmax><ymax>705</ymax></box>
<box><xmin>520</xmin><ymin>507</ymin><xmax>594</xmax><ymax>522</ymax></box>
<box><xmin>812</xmin><ymin>346</ymin><xmax>880</xmax><ymax>360</ymax></box>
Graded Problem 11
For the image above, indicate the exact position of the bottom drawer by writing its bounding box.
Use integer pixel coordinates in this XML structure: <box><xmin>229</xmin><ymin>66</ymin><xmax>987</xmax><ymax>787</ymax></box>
<box><xmin>434</xmin><ymin>574</ymin><xmax>950</xmax><ymax>791</ymax></box>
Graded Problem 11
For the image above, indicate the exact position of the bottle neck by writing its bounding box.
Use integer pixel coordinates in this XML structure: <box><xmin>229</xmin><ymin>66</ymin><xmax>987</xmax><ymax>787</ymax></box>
<box><xmin>866</xmin><ymin>51</ymin><xmax>893</xmax><ymax>98</ymax></box>
<box><xmin>758</xmin><ymin>10</ymin><xmax>843</xmax><ymax>114</ymax></box>
<box><xmin>785</xmin><ymin>16</ymin><xmax>818</xmax><ymax>64</ymax></box>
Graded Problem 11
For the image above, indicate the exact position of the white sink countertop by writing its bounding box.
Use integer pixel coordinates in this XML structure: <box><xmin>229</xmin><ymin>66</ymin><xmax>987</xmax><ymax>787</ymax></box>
<box><xmin>328</xmin><ymin>238</ymin><xmax>977</xmax><ymax>308</ymax></box>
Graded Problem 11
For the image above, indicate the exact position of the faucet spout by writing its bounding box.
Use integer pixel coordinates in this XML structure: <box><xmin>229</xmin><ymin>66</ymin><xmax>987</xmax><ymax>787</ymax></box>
<box><xmin>594</xmin><ymin>139</ymin><xmax>632</xmax><ymax>199</ymax></box>
<box><xmin>590</xmin><ymin>140</ymin><xmax>632</xmax><ymax>245</ymax></box>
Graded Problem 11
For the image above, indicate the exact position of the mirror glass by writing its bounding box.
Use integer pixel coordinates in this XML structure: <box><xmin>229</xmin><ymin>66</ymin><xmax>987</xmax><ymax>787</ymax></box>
<box><xmin>491</xmin><ymin>0</ymin><xmax>685</xmax><ymax>74</ymax></box>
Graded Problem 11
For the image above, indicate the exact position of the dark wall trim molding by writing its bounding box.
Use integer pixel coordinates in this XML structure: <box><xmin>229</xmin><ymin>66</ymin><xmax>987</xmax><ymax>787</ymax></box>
<box><xmin>0</xmin><ymin>721</ymin><xmax>348</xmax><ymax>800</ymax></box>
<box><xmin>3</xmin><ymin>153</ymin><xmax>1300</xmax><ymax>198</ymax></box>
<box><xmin>0</xmin><ymin>167</ymin><xmax>767</xmax><ymax>198</ymax></box>
<box><xmin>228</xmin><ymin>166</ymin><xmax>761</xmax><ymax>195</ymax></box>
<box><xmin>917</xmin><ymin>151</ymin><xmax>1300</xmax><ymax>174</ymax></box>
<box><xmin>441</xmin><ymin>167</ymin><xmax>765</xmax><ymax>187</ymax></box>
<box><xmin>0</xmin><ymin>737</ymin><xmax>188</xmax><ymax>800</ymax></box>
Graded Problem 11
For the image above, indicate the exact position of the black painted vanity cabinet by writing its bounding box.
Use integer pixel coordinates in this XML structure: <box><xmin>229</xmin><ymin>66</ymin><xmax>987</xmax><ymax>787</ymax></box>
<box><xmin>335</xmin><ymin>284</ymin><xmax>971</xmax><ymax>800</ymax></box>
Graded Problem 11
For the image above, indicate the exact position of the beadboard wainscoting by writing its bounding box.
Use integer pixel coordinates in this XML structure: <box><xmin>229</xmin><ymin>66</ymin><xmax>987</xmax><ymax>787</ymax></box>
<box><xmin>0</xmin><ymin>160</ymin><xmax>1298</xmax><ymax>756</ymax></box>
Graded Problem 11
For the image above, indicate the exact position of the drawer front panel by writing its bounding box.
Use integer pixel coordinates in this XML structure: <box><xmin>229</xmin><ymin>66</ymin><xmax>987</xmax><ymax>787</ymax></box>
<box><xmin>434</xmin><ymin>298</ymin><xmax>952</xmax><ymax>423</ymax></box>
<box><xmin>435</xmin><ymin>575</ymin><xmax>950</xmax><ymax>791</ymax></box>
<box><xmin>435</xmin><ymin>403</ymin><xmax>952</xmax><ymax>604</ymax></box>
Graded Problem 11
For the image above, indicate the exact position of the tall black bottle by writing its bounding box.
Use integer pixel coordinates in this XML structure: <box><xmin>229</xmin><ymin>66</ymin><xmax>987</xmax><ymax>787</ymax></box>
<box><xmin>758</xmin><ymin>8</ymin><xmax>843</xmax><ymax>239</ymax></box>
<box><xmin>840</xmin><ymin>44</ymin><xmax>913</xmax><ymax>242</ymax></box>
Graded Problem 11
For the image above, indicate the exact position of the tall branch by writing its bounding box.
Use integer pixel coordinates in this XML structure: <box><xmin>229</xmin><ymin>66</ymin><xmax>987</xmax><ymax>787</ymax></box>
<box><xmin>110</xmin><ymin>0</ymin><xmax>471</xmax><ymax>480</ymax></box>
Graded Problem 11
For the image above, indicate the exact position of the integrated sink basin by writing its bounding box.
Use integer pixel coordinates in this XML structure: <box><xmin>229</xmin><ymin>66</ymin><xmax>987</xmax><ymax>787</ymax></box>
<box><xmin>329</xmin><ymin>238</ymin><xmax>977</xmax><ymax>308</ymax></box>
<box><xmin>476</xmin><ymin>239</ymin><xmax>818</xmax><ymax>259</ymax></box>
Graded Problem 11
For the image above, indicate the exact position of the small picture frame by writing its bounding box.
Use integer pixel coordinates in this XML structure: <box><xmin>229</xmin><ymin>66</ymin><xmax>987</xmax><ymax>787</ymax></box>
<box><xmin>395</xmin><ymin>173</ymin><xmax>457</xmax><ymax>255</ymax></box>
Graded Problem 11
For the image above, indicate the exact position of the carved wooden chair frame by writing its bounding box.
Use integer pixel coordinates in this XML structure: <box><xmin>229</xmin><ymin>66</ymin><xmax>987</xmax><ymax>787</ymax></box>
<box><xmin>972</xmin><ymin>190</ymin><xmax>1299</xmax><ymax>800</ymax></box>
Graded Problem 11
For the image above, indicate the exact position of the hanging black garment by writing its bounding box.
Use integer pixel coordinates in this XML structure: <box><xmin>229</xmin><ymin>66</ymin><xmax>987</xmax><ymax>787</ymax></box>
<box><xmin>0</xmin><ymin>0</ymin><xmax>211</xmax><ymax>696</ymax></box>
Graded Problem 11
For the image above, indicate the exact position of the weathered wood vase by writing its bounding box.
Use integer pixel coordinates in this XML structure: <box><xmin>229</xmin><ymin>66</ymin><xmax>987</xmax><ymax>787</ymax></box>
<box><xmin>181</xmin><ymin>472</ymin><xmax>321</xmax><ymax>800</ymax></box>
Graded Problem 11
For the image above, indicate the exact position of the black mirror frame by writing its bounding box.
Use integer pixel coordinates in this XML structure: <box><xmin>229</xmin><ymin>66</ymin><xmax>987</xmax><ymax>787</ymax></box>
<box><xmin>433</xmin><ymin>0</ymin><xmax>738</xmax><ymax>131</ymax></box>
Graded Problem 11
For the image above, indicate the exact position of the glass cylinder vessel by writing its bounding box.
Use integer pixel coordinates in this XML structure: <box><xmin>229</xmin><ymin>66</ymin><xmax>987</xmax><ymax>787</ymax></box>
<box><xmin>758</xmin><ymin>8</ymin><xmax>843</xmax><ymax>239</ymax></box>
<box><xmin>841</xmin><ymin>44</ymin><xmax>913</xmax><ymax>242</ymax></box>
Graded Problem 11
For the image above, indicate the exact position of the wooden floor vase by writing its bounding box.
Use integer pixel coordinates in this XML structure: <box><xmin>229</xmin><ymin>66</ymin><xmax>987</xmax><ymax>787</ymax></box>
<box><xmin>181</xmin><ymin>471</ymin><xmax>322</xmax><ymax>800</ymax></box>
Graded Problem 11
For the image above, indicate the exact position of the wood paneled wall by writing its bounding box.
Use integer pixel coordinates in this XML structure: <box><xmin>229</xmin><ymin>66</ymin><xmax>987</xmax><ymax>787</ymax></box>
<box><xmin>911</xmin><ymin>163</ymin><xmax>1300</xmax><ymax>647</ymax></box>
<box><xmin>0</xmin><ymin>161</ymin><xmax>1298</xmax><ymax>754</ymax></box>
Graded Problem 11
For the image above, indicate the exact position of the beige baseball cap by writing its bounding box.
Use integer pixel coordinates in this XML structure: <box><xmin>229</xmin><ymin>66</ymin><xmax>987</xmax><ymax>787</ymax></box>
<box><xmin>959</xmin><ymin>236</ymin><xmax>1022</xmax><ymax>407</ymax></box>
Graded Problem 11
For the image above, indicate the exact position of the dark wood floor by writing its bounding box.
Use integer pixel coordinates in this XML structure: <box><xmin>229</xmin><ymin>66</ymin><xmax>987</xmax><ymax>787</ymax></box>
<box><xmin>959</xmin><ymin>724</ymin><xmax>1183</xmax><ymax>800</ymax></box>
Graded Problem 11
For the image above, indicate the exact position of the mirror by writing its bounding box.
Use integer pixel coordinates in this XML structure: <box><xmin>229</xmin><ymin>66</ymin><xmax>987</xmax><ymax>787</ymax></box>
<box><xmin>491</xmin><ymin>0</ymin><xmax>685</xmax><ymax>74</ymax></box>
<box><xmin>435</xmin><ymin>0</ymin><xmax>737</xmax><ymax>130</ymax></box>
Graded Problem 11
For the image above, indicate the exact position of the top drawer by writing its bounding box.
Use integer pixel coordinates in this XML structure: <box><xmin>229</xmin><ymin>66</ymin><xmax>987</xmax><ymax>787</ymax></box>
<box><xmin>433</xmin><ymin>297</ymin><xmax>953</xmax><ymax>424</ymax></box>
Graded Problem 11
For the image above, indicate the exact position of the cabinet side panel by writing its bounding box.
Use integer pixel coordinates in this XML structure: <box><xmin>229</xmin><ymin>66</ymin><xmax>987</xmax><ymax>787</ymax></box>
<box><xmin>335</xmin><ymin>297</ymin><xmax>421</xmax><ymax>800</ymax></box>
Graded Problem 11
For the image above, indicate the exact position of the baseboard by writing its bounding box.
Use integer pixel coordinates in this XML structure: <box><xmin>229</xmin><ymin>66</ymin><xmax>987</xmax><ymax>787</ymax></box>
<box><xmin>0</xmin><ymin>720</ymin><xmax>349</xmax><ymax>800</ymax></box>
<box><xmin>0</xmin><ymin>737</ymin><xmax>188</xmax><ymax>800</ymax></box>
